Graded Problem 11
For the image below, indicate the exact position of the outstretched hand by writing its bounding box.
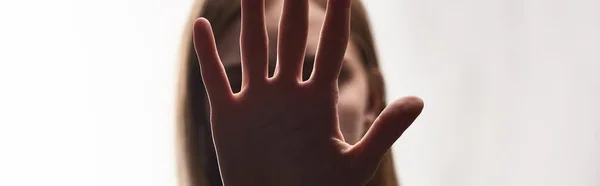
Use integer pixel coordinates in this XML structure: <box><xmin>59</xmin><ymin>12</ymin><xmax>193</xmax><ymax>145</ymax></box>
<box><xmin>193</xmin><ymin>0</ymin><xmax>424</xmax><ymax>185</ymax></box>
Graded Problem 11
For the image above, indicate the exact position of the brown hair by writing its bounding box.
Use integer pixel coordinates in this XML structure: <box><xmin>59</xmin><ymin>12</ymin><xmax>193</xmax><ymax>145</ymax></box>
<box><xmin>177</xmin><ymin>0</ymin><xmax>398</xmax><ymax>185</ymax></box>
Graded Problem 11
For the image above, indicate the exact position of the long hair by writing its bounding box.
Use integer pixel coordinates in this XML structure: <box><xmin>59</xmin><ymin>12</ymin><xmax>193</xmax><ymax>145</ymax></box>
<box><xmin>177</xmin><ymin>0</ymin><xmax>398</xmax><ymax>185</ymax></box>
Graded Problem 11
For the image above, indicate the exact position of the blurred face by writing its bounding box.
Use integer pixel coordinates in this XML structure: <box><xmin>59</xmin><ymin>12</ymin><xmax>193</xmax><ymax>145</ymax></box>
<box><xmin>215</xmin><ymin>0</ymin><xmax>373</xmax><ymax>144</ymax></box>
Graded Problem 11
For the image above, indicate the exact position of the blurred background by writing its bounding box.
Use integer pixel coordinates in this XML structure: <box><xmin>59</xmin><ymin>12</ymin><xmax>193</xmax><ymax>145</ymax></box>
<box><xmin>0</xmin><ymin>0</ymin><xmax>597</xmax><ymax>186</ymax></box>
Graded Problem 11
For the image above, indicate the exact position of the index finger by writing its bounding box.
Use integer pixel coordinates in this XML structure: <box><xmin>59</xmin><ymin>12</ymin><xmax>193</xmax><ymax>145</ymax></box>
<box><xmin>311</xmin><ymin>0</ymin><xmax>352</xmax><ymax>86</ymax></box>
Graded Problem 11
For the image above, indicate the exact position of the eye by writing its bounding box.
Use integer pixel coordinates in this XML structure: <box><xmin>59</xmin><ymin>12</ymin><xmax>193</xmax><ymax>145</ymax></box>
<box><xmin>225</xmin><ymin>64</ymin><xmax>242</xmax><ymax>93</ymax></box>
<box><xmin>301</xmin><ymin>56</ymin><xmax>315</xmax><ymax>81</ymax></box>
<box><xmin>338</xmin><ymin>65</ymin><xmax>350</xmax><ymax>84</ymax></box>
<box><xmin>301</xmin><ymin>56</ymin><xmax>352</xmax><ymax>85</ymax></box>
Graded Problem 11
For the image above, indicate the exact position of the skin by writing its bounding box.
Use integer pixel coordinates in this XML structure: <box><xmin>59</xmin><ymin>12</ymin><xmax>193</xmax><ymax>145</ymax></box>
<box><xmin>216</xmin><ymin>0</ymin><xmax>369</xmax><ymax>143</ymax></box>
<box><xmin>193</xmin><ymin>0</ymin><xmax>424</xmax><ymax>185</ymax></box>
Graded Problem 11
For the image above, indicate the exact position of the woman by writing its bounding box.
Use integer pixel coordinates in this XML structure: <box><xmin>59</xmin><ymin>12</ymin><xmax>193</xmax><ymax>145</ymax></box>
<box><xmin>177</xmin><ymin>0</ymin><xmax>424</xmax><ymax>185</ymax></box>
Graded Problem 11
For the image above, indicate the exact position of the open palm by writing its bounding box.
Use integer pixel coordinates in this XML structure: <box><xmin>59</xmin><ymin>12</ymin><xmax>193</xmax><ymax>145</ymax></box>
<box><xmin>193</xmin><ymin>0</ymin><xmax>424</xmax><ymax>185</ymax></box>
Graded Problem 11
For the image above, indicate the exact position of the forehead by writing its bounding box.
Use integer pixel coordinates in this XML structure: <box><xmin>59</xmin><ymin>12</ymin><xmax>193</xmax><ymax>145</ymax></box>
<box><xmin>216</xmin><ymin>0</ymin><xmax>328</xmax><ymax>65</ymax></box>
<box><xmin>264</xmin><ymin>0</ymin><xmax>327</xmax><ymax>51</ymax></box>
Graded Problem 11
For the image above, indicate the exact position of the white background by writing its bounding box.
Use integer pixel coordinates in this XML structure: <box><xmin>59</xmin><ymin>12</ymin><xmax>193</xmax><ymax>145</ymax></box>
<box><xmin>365</xmin><ymin>1</ymin><xmax>599</xmax><ymax>186</ymax></box>
<box><xmin>0</xmin><ymin>0</ymin><xmax>597</xmax><ymax>186</ymax></box>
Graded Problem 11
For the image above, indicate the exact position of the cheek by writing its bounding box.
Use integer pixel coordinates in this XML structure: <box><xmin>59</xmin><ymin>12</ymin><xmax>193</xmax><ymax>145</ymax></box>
<box><xmin>337</xmin><ymin>81</ymin><xmax>368</xmax><ymax>144</ymax></box>
<box><xmin>338</xmin><ymin>101</ymin><xmax>363</xmax><ymax>144</ymax></box>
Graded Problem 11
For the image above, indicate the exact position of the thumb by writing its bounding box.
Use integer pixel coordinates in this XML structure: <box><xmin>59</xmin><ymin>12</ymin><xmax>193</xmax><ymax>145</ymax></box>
<box><xmin>350</xmin><ymin>96</ymin><xmax>424</xmax><ymax>166</ymax></box>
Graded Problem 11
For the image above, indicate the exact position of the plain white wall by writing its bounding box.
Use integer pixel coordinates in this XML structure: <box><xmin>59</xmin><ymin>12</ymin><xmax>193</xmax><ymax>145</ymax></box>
<box><xmin>364</xmin><ymin>1</ymin><xmax>599</xmax><ymax>186</ymax></box>
<box><xmin>1</xmin><ymin>0</ymin><xmax>189</xmax><ymax>185</ymax></box>
<box><xmin>0</xmin><ymin>0</ymin><xmax>597</xmax><ymax>186</ymax></box>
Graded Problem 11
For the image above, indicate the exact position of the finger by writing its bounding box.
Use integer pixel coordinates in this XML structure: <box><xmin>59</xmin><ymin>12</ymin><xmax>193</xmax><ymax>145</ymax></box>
<box><xmin>275</xmin><ymin>0</ymin><xmax>309</xmax><ymax>82</ymax></box>
<box><xmin>350</xmin><ymin>96</ymin><xmax>424</xmax><ymax>166</ymax></box>
<box><xmin>193</xmin><ymin>18</ymin><xmax>234</xmax><ymax>104</ymax></box>
<box><xmin>311</xmin><ymin>0</ymin><xmax>352</xmax><ymax>85</ymax></box>
<box><xmin>241</xmin><ymin>0</ymin><xmax>269</xmax><ymax>87</ymax></box>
